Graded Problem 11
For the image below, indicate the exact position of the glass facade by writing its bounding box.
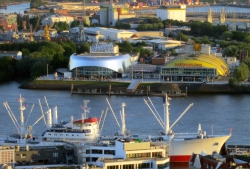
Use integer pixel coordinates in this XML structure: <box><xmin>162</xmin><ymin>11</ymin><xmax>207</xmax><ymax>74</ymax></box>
<box><xmin>161</xmin><ymin>67</ymin><xmax>217</xmax><ymax>82</ymax></box>
<box><xmin>161</xmin><ymin>67</ymin><xmax>216</xmax><ymax>76</ymax></box>
<box><xmin>72</xmin><ymin>66</ymin><xmax>122</xmax><ymax>79</ymax></box>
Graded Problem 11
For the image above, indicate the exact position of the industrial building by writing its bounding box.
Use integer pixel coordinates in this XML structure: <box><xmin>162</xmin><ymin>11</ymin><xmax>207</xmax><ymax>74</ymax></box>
<box><xmin>156</xmin><ymin>5</ymin><xmax>186</xmax><ymax>22</ymax></box>
<box><xmin>100</xmin><ymin>3</ymin><xmax>136</xmax><ymax>26</ymax></box>
<box><xmin>83</xmin><ymin>27</ymin><xmax>135</xmax><ymax>42</ymax></box>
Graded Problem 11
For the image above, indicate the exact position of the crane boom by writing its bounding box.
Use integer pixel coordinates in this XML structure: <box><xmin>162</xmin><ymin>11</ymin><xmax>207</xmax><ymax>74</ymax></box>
<box><xmin>169</xmin><ymin>103</ymin><xmax>194</xmax><ymax>130</ymax></box>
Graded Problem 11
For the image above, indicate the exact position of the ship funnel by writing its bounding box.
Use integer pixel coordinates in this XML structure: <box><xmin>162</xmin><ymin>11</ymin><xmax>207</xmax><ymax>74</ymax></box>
<box><xmin>52</xmin><ymin>106</ymin><xmax>58</xmax><ymax>124</ymax></box>
<box><xmin>46</xmin><ymin>109</ymin><xmax>52</xmax><ymax>129</ymax></box>
<box><xmin>198</xmin><ymin>123</ymin><xmax>202</xmax><ymax>134</ymax></box>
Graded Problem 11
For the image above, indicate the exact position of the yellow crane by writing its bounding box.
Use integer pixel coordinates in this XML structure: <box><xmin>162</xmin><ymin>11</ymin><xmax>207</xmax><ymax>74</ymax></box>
<box><xmin>44</xmin><ymin>24</ymin><xmax>51</xmax><ymax>41</ymax></box>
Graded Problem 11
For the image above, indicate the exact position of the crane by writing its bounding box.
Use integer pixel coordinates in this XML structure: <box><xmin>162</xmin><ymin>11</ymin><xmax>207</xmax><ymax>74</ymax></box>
<box><xmin>78</xmin><ymin>0</ymin><xmax>86</xmax><ymax>42</ymax></box>
<box><xmin>30</xmin><ymin>16</ymin><xmax>41</xmax><ymax>42</ymax></box>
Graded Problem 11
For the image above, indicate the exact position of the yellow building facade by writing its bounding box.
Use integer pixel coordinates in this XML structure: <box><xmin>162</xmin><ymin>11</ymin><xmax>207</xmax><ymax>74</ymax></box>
<box><xmin>161</xmin><ymin>54</ymin><xmax>229</xmax><ymax>82</ymax></box>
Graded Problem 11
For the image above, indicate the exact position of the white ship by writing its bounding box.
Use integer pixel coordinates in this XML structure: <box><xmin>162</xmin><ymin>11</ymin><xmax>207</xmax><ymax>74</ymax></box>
<box><xmin>2</xmin><ymin>95</ymin><xmax>100</xmax><ymax>146</ymax></box>
<box><xmin>73</xmin><ymin>102</ymin><xmax>170</xmax><ymax>169</ymax></box>
<box><xmin>42</xmin><ymin>100</ymin><xmax>100</xmax><ymax>142</ymax></box>
<box><xmin>144</xmin><ymin>94</ymin><xmax>232</xmax><ymax>162</ymax></box>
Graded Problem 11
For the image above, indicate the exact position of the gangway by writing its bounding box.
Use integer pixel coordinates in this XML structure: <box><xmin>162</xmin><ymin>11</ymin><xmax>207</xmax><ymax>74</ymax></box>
<box><xmin>127</xmin><ymin>80</ymin><xmax>141</xmax><ymax>93</ymax></box>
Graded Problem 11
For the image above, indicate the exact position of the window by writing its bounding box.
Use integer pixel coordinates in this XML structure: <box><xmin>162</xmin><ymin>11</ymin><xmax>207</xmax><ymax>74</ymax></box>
<box><xmin>21</xmin><ymin>154</ymin><xmax>26</xmax><ymax>159</ymax></box>
<box><xmin>53</xmin><ymin>152</ymin><xmax>58</xmax><ymax>157</ymax></box>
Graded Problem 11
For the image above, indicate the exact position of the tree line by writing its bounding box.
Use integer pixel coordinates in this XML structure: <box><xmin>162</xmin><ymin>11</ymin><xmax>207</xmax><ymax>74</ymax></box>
<box><xmin>0</xmin><ymin>40</ymin><xmax>77</xmax><ymax>82</ymax></box>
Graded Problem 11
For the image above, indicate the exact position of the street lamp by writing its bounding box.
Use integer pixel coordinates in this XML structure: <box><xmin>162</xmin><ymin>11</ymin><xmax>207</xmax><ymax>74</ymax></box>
<box><xmin>47</xmin><ymin>64</ymin><xmax>48</xmax><ymax>79</ymax></box>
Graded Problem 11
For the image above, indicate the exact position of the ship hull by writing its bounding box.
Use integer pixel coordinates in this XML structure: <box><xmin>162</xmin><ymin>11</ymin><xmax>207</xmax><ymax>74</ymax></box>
<box><xmin>169</xmin><ymin>134</ymin><xmax>231</xmax><ymax>162</ymax></box>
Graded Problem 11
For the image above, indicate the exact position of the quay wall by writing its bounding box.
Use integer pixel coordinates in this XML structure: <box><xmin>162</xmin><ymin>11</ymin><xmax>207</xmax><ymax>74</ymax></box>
<box><xmin>20</xmin><ymin>80</ymin><xmax>250</xmax><ymax>95</ymax></box>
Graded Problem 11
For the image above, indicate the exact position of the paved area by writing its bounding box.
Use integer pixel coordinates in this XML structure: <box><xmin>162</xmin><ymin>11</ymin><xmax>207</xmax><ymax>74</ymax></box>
<box><xmin>37</xmin><ymin>74</ymin><xmax>235</xmax><ymax>85</ymax></box>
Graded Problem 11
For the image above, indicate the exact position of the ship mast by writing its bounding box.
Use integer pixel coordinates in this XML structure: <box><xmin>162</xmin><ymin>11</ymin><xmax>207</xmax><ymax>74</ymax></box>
<box><xmin>164</xmin><ymin>94</ymin><xmax>170</xmax><ymax>134</ymax></box>
<box><xmin>82</xmin><ymin>100</ymin><xmax>90</xmax><ymax>120</ymax></box>
<box><xmin>121</xmin><ymin>102</ymin><xmax>126</xmax><ymax>135</ymax></box>
<box><xmin>19</xmin><ymin>94</ymin><xmax>26</xmax><ymax>138</ymax></box>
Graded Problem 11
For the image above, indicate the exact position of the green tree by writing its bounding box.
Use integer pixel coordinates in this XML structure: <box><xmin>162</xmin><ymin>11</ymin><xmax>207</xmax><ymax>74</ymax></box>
<box><xmin>30</xmin><ymin>60</ymin><xmax>48</xmax><ymax>78</ymax></box>
<box><xmin>232</xmin><ymin>31</ymin><xmax>250</xmax><ymax>41</ymax></box>
<box><xmin>199</xmin><ymin>21</ymin><xmax>213</xmax><ymax>36</ymax></box>
<box><xmin>71</xmin><ymin>20</ymin><xmax>80</xmax><ymax>28</ymax></box>
<box><xmin>176</xmin><ymin>33</ymin><xmax>189</xmax><ymax>42</ymax></box>
<box><xmin>224</xmin><ymin>45</ymin><xmax>239</xmax><ymax>57</ymax></box>
<box><xmin>21</xmin><ymin>48</ymin><xmax>30</xmax><ymax>58</ymax></box>
<box><xmin>115</xmin><ymin>22</ymin><xmax>131</xmax><ymax>29</ymax></box>
<box><xmin>118</xmin><ymin>41</ymin><xmax>133</xmax><ymax>52</ymax></box>
<box><xmin>53</xmin><ymin>21</ymin><xmax>70</xmax><ymax>33</ymax></box>
<box><xmin>233</xmin><ymin>62</ymin><xmax>249</xmax><ymax>81</ymax></box>
<box><xmin>77</xmin><ymin>42</ymin><xmax>91</xmax><ymax>54</ymax></box>
<box><xmin>212</xmin><ymin>25</ymin><xmax>229</xmax><ymax>38</ymax></box>
<box><xmin>30</xmin><ymin>0</ymin><xmax>44</xmax><ymax>8</ymax></box>
<box><xmin>190</xmin><ymin>21</ymin><xmax>201</xmax><ymax>35</ymax></box>
<box><xmin>221</xmin><ymin>31</ymin><xmax>233</xmax><ymax>40</ymax></box>
<box><xmin>0</xmin><ymin>57</ymin><xmax>17</xmax><ymax>82</ymax></box>
<box><xmin>0</xmin><ymin>25</ymin><xmax>4</xmax><ymax>32</ymax></box>
<box><xmin>17</xmin><ymin>14</ymin><xmax>24</xmax><ymax>30</ymax></box>
<box><xmin>201</xmin><ymin>36</ymin><xmax>211</xmax><ymax>44</ymax></box>
<box><xmin>243</xmin><ymin>36</ymin><xmax>250</xmax><ymax>44</ymax></box>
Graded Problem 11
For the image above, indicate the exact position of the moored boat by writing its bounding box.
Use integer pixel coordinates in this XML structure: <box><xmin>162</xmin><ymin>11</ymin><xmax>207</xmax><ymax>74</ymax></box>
<box><xmin>144</xmin><ymin>94</ymin><xmax>232</xmax><ymax>162</ymax></box>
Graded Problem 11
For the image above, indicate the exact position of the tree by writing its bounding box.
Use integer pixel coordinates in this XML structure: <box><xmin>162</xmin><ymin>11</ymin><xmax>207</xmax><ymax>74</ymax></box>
<box><xmin>233</xmin><ymin>62</ymin><xmax>249</xmax><ymax>81</ymax></box>
<box><xmin>221</xmin><ymin>31</ymin><xmax>233</xmax><ymax>40</ymax></box>
<box><xmin>53</xmin><ymin>22</ymin><xmax>69</xmax><ymax>33</ymax></box>
<box><xmin>190</xmin><ymin>21</ymin><xmax>201</xmax><ymax>35</ymax></box>
<box><xmin>77</xmin><ymin>42</ymin><xmax>91</xmax><ymax>54</ymax></box>
<box><xmin>176</xmin><ymin>33</ymin><xmax>189</xmax><ymax>42</ymax></box>
<box><xmin>224</xmin><ymin>45</ymin><xmax>239</xmax><ymax>57</ymax></box>
<box><xmin>30</xmin><ymin>0</ymin><xmax>44</xmax><ymax>8</ymax></box>
<box><xmin>115</xmin><ymin>22</ymin><xmax>131</xmax><ymax>29</ymax></box>
<box><xmin>0</xmin><ymin>25</ymin><xmax>4</xmax><ymax>32</ymax></box>
<box><xmin>243</xmin><ymin>36</ymin><xmax>250</xmax><ymax>44</ymax></box>
<box><xmin>118</xmin><ymin>41</ymin><xmax>133</xmax><ymax>52</ymax></box>
<box><xmin>0</xmin><ymin>57</ymin><xmax>17</xmax><ymax>82</ymax></box>
<box><xmin>201</xmin><ymin>36</ymin><xmax>211</xmax><ymax>44</ymax></box>
<box><xmin>199</xmin><ymin>21</ymin><xmax>213</xmax><ymax>36</ymax></box>
<box><xmin>71</xmin><ymin>20</ymin><xmax>80</xmax><ymax>28</ymax></box>
<box><xmin>232</xmin><ymin>31</ymin><xmax>250</xmax><ymax>41</ymax></box>
<box><xmin>212</xmin><ymin>24</ymin><xmax>229</xmax><ymax>38</ymax></box>
<box><xmin>17</xmin><ymin>14</ymin><xmax>24</xmax><ymax>30</ymax></box>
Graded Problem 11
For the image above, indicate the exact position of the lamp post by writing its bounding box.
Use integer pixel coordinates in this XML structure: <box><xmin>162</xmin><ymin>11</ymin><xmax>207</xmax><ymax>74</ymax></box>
<box><xmin>47</xmin><ymin>64</ymin><xmax>48</xmax><ymax>79</ymax></box>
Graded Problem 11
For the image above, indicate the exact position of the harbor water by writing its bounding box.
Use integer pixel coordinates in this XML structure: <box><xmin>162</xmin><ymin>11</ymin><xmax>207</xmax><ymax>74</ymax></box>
<box><xmin>1</xmin><ymin>81</ymin><xmax>248</xmax><ymax>169</ymax></box>
<box><xmin>0</xmin><ymin>81</ymin><xmax>248</xmax><ymax>145</ymax></box>
<box><xmin>0</xmin><ymin>3</ymin><xmax>30</xmax><ymax>14</ymax></box>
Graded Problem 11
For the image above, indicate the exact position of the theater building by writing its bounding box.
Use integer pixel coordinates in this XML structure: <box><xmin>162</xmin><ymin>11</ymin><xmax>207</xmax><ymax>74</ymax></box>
<box><xmin>69</xmin><ymin>42</ymin><xmax>139</xmax><ymax>79</ymax></box>
<box><xmin>161</xmin><ymin>54</ymin><xmax>230</xmax><ymax>82</ymax></box>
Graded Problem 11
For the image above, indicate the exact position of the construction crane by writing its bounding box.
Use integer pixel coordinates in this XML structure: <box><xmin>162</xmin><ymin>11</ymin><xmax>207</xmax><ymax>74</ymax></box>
<box><xmin>44</xmin><ymin>24</ymin><xmax>51</xmax><ymax>41</ymax></box>
<box><xmin>30</xmin><ymin>16</ymin><xmax>41</xmax><ymax>42</ymax></box>
<box><xmin>78</xmin><ymin>0</ymin><xmax>86</xmax><ymax>42</ymax></box>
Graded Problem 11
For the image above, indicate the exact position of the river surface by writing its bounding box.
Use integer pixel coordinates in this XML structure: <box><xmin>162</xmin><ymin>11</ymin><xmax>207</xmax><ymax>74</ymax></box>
<box><xmin>0</xmin><ymin>81</ymin><xmax>248</xmax><ymax>146</ymax></box>
<box><xmin>0</xmin><ymin>3</ymin><xmax>30</xmax><ymax>14</ymax></box>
